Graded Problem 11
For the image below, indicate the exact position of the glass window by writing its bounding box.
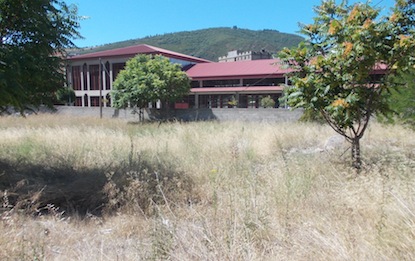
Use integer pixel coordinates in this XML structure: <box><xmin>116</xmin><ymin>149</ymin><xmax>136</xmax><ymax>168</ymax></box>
<box><xmin>112</xmin><ymin>63</ymin><xmax>125</xmax><ymax>81</ymax></box>
<box><xmin>89</xmin><ymin>65</ymin><xmax>100</xmax><ymax>90</ymax></box>
<box><xmin>71</xmin><ymin>66</ymin><xmax>81</xmax><ymax>90</ymax></box>
<box><xmin>203</xmin><ymin>79</ymin><xmax>240</xmax><ymax>87</ymax></box>
<box><xmin>90</xmin><ymin>96</ymin><xmax>100</xmax><ymax>107</ymax></box>
<box><xmin>243</xmin><ymin>78</ymin><xmax>285</xmax><ymax>86</ymax></box>
<box><xmin>83</xmin><ymin>63</ymin><xmax>88</xmax><ymax>90</ymax></box>
<box><xmin>105</xmin><ymin>62</ymin><xmax>111</xmax><ymax>90</ymax></box>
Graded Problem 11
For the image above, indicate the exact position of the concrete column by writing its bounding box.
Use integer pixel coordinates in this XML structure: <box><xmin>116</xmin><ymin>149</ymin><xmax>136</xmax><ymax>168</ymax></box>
<box><xmin>86</xmin><ymin>65</ymin><xmax>90</xmax><ymax>92</ymax></box>
<box><xmin>195</xmin><ymin>94</ymin><xmax>199</xmax><ymax>108</ymax></box>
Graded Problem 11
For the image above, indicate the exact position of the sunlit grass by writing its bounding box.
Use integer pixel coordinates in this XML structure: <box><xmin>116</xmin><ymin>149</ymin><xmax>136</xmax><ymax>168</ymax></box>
<box><xmin>0</xmin><ymin>114</ymin><xmax>414</xmax><ymax>260</ymax></box>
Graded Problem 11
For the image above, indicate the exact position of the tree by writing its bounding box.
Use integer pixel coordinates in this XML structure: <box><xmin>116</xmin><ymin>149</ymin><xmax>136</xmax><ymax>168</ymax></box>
<box><xmin>0</xmin><ymin>0</ymin><xmax>81</xmax><ymax>114</ymax></box>
<box><xmin>386</xmin><ymin>67</ymin><xmax>415</xmax><ymax>127</ymax></box>
<box><xmin>278</xmin><ymin>0</ymin><xmax>415</xmax><ymax>169</ymax></box>
<box><xmin>261</xmin><ymin>95</ymin><xmax>276</xmax><ymax>108</ymax></box>
<box><xmin>56</xmin><ymin>87</ymin><xmax>75</xmax><ymax>105</ymax></box>
<box><xmin>111</xmin><ymin>54</ymin><xmax>191</xmax><ymax>120</ymax></box>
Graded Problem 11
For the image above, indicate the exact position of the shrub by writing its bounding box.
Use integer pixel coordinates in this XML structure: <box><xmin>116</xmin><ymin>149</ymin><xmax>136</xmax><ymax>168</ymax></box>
<box><xmin>260</xmin><ymin>95</ymin><xmax>275</xmax><ymax>108</ymax></box>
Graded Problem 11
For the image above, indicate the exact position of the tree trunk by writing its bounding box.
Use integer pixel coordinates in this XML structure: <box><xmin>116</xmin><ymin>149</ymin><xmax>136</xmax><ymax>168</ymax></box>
<box><xmin>351</xmin><ymin>138</ymin><xmax>362</xmax><ymax>169</ymax></box>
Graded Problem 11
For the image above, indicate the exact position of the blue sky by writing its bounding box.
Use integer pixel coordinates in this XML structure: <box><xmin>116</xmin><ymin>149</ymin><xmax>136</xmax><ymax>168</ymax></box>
<box><xmin>67</xmin><ymin>0</ymin><xmax>396</xmax><ymax>47</ymax></box>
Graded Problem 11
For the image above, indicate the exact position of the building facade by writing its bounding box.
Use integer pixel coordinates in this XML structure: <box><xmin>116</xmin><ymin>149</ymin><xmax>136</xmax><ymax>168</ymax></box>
<box><xmin>66</xmin><ymin>44</ymin><xmax>386</xmax><ymax>110</ymax></box>
<box><xmin>66</xmin><ymin>44</ymin><xmax>210</xmax><ymax>107</ymax></box>
<box><xmin>218</xmin><ymin>50</ymin><xmax>273</xmax><ymax>62</ymax></box>
<box><xmin>185</xmin><ymin>59</ymin><xmax>289</xmax><ymax>108</ymax></box>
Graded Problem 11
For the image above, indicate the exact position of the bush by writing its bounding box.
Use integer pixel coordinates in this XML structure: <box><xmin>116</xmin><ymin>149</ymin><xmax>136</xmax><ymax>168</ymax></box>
<box><xmin>260</xmin><ymin>95</ymin><xmax>275</xmax><ymax>108</ymax></box>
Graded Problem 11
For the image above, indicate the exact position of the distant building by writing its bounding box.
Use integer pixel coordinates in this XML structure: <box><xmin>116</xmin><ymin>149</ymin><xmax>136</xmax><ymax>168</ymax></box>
<box><xmin>65</xmin><ymin>44</ymin><xmax>387</xmax><ymax>109</ymax></box>
<box><xmin>218</xmin><ymin>50</ymin><xmax>273</xmax><ymax>62</ymax></box>
<box><xmin>66</xmin><ymin>44</ymin><xmax>210</xmax><ymax>107</ymax></box>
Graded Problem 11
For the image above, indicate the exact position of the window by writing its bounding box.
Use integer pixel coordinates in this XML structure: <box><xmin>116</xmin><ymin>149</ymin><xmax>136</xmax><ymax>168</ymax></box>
<box><xmin>203</xmin><ymin>79</ymin><xmax>240</xmax><ymax>87</ymax></box>
<box><xmin>71</xmin><ymin>66</ymin><xmax>81</xmax><ymax>90</ymax></box>
<box><xmin>75</xmin><ymin>97</ymin><xmax>82</xmax><ymax>106</ymax></box>
<box><xmin>84</xmin><ymin>94</ymin><xmax>88</xmax><ymax>107</ymax></box>
<box><xmin>243</xmin><ymin>77</ymin><xmax>285</xmax><ymax>86</ymax></box>
<box><xmin>83</xmin><ymin>63</ymin><xmax>88</xmax><ymax>90</ymax></box>
<box><xmin>191</xmin><ymin>81</ymin><xmax>200</xmax><ymax>88</ymax></box>
<box><xmin>105</xmin><ymin>62</ymin><xmax>111</xmax><ymax>90</ymax></box>
<box><xmin>89</xmin><ymin>65</ymin><xmax>100</xmax><ymax>90</ymax></box>
<box><xmin>90</xmin><ymin>96</ymin><xmax>100</xmax><ymax>107</ymax></box>
<box><xmin>112</xmin><ymin>63</ymin><xmax>125</xmax><ymax>81</ymax></box>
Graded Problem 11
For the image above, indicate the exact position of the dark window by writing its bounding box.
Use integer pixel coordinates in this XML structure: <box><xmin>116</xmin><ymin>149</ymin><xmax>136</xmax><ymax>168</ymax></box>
<box><xmin>105</xmin><ymin>62</ymin><xmax>111</xmax><ymax>90</ymax></box>
<box><xmin>75</xmin><ymin>97</ymin><xmax>82</xmax><ymax>106</ymax></box>
<box><xmin>243</xmin><ymin>78</ymin><xmax>285</xmax><ymax>86</ymax></box>
<box><xmin>71</xmin><ymin>66</ymin><xmax>81</xmax><ymax>90</ymax></box>
<box><xmin>203</xmin><ymin>79</ymin><xmax>241</xmax><ymax>87</ymax></box>
<box><xmin>90</xmin><ymin>96</ymin><xmax>100</xmax><ymax>107</ymax></box>
<box><xmin>84</xmin><ymin>94</ymin><xmax>88</xmax><ymax>107</ymax></box>
<box><xmin>113</xmin><ymin>63</ymin><xmax>126</xmax><ymax>81</ymax></box>
<box><xmin>191</xmin><ymin>81</ymin><xmax>200</xmax><ymax>88</ymax></box>
<box><xmin>83</xmin><ymin>63</ymin><xmax>88</xmax><ymax>90</ymax></box>
<box><xmin>89</xmin><ymin>65</ymin><xmax>100</xmax><ymax>90</ymax></box>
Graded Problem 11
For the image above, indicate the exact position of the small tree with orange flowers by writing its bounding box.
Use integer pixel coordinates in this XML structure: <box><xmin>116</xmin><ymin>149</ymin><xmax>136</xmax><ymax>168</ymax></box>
<box><xmin>279</xmin><ymin>0</ymin><xmax>415</xmax><ymax>169</ymax></box>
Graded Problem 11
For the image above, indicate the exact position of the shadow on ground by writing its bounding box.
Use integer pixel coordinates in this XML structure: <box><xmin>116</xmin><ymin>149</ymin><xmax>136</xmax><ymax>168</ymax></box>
<box><xmin>0</xmin><ymin>157</ymin><xmax>196</xmax><ymax>217</ymax></box>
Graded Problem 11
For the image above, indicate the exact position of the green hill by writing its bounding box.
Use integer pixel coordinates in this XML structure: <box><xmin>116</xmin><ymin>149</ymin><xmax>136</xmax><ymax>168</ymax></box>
<box><xmin>76</xmin><ymin>27</ymin><xmax>304</xmax><ymax>61</ymax></box>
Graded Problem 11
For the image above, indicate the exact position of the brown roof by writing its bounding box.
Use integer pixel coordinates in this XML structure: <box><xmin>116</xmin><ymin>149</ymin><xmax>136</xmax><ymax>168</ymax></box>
<box><xmin>186</xmin><ymin>59</ymin><xmax>291</xmax><ymax>79</ymax></box>
<box><xmin>68</xmin><ymin>44</ymin><xmax>211</xmax><ymax>63</ymax></box>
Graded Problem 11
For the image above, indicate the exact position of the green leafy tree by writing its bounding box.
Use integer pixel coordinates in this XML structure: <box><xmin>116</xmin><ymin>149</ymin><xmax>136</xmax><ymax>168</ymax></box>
<box><xmin>278</xmin><ymin>0</ymin><xmax>415</xmax><ymax>169</ymax></box>
<box><xmin>261</xmin><ymin>95</ymin><xmax>276</xmax><ymax>108</ymax></box>
<box><xmin>0</xmin><ymin>0</ymin><xmax>81</xmax><ymax>114</ymax></box>
<box><xmin>111</xmin><ymin>54</ymin><xmax>191</xmax><ymax>119</ymax></box>
<box><xmin>387</xmin><ymin>67</ymin><xmax>415</xmax><ymax>127</ymax></box>
<box><xmin>56</xmin><ymin>87</ymin><xmax>75</xmax><ymax>105</ymax></box>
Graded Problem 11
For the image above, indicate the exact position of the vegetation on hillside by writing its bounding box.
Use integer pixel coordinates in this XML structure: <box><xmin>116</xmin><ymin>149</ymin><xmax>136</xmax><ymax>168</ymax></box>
<box><xmin>0</xmin><ymin>115</ymin><xmax>414</xmax><ymax>260</ymax></box>
<box><xmin>74</xmin><ymin>27</ymin><xmax>304</xmax><ymax>61</ymax></box>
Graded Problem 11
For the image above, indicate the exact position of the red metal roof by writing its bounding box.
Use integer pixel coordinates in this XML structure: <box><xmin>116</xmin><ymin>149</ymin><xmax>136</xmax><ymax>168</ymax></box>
<box><xmin>68</xmin><ymin>44</ymin><xmax>211</xmax><ymax>63</ymax></box>
<box><xmin>186</xmin><ymin>59</ymin><xmax>292</xmax><ymax>79</ymax></box>
<box><xmin>191</xmin><ymin>86</ymin><xmax>284</xmax><ymax>93</ymax></box>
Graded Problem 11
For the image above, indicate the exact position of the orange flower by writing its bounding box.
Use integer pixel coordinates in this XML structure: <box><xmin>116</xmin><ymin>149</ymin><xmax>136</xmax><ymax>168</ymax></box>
<box><xmin>399</xmin><ymin>34</ymin><xmax>410</xmax><ymax>47</ymax></box>
<box><xmin>328</xmin><ymin>20</ymin><xmax>340</xmax><ymax>35</ymax></box>
<box><xmin>363</xmin><ymin>19</ymin><xmax>372</xmax><ymax>29</ymax></box>
<box><xmin>348</xmin><ymin>6</ymin><xmax>359</xmax><ymax>23</ymax></box>
<box><xmin>331</xmin><ymin>98</ymin><xmax>349</xmax><ymax>108</ymax></box>
<box><xmin>343</xmin><ymin>42</ymin><xmax>353</xmax><ymax>57</ymax></box>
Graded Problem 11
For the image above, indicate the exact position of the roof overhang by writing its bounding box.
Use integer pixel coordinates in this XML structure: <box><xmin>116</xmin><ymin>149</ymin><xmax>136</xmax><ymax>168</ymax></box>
<box><xmin>190</xmin><ymin>86</ymin><xmax>284</xmax><ymax>94</ymax></box>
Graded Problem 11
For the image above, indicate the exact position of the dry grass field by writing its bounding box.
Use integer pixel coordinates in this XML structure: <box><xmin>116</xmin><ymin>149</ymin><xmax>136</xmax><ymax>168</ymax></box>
<box><xmin>0</xmin><ymin>114</ymin><xmax>414</xmax><ymax>260</ymax></box>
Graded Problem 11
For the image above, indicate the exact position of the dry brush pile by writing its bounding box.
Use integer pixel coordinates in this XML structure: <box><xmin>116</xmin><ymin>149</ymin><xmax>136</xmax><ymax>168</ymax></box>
<box><xmin>0</xmin><ymin>114</ymin><xmax>414</xmax><ymax>260</ymax></box>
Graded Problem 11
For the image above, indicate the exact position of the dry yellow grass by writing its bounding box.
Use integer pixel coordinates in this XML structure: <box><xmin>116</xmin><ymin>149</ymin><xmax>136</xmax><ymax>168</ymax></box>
<box><xmin>0</xmin><ymin>114</ymin><xmax>414</xmax><ymax>260</ymax></box>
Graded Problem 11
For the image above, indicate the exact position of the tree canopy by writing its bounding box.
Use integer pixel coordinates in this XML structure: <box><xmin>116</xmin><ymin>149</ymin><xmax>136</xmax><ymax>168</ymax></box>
<box><xmin>111</xmin><ymin>54</ymin><xmax>191</xmax><ymax>113</ymax></box>
<box><xmin>387</xmin><ymin>67</ymin><xmax>415</xmax><ymax>127</ymax></box>
<box><xmin>278</xmin><ymin>0</ymin><xmax>415</xmax><ymax>169</ymax></box>
<box><xmin>0</xmin><ymin>0</ymin><xmax>81</xmax><ymax>114</ymax></box>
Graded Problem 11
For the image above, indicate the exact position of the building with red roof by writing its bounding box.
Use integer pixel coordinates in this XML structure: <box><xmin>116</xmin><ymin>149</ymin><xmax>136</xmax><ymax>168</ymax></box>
<box><xmin>66</xmin><ymin>44</ymin><xmax>290</xmax><ymax>109</ymax></box>
<box><xmin>185</xmin><ymin>59</ymin><xmax>290</xmax><ymax>108</ymax></box>
<box><xmin>66</xmin><ymin>44</ymin><xmax>387</xmax><ymax>110</ymax></box>
<box><xmin>66</xmin><ymin>44</ymin><xmax>211</xmax><ymax>107</ymax></box>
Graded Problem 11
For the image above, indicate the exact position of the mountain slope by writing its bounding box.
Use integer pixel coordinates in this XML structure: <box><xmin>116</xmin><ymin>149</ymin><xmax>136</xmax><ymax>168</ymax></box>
<box><xmin>77</xmin><ymin>27</ymin><xmax>304</xmax><ymax>61</ymax></box>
